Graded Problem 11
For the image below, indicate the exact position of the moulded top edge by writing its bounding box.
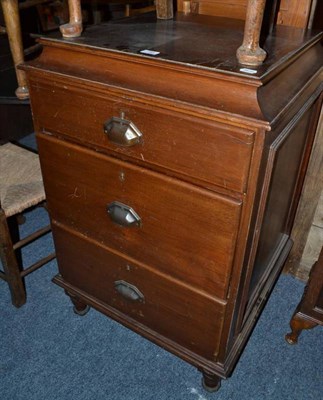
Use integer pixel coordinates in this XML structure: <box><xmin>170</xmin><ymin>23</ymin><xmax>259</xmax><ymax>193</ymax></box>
<box><xmin>37</xmin><ymin>12</ymin><xmax>323</xmax><ymax>83</ymax></box>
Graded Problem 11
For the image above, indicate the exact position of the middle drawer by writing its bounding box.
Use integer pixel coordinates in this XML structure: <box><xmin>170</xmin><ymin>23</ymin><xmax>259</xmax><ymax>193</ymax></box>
<box><xmin>38</xmin><ymin>133</ymin><xmax>242</xmax><ymax>299</ymax></box>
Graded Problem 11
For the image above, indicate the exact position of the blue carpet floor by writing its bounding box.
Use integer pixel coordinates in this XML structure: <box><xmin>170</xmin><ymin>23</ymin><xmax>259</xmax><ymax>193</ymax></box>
<box><xmin>1</xmin><ymin>136</ymin><xmax>322</xmax><ymax>400</ymax></box>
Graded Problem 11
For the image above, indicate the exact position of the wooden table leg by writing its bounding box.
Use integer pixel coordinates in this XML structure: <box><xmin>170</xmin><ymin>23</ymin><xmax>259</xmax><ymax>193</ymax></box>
<box><xmin>285</xmin><ymin>246</ymin><xmax>323</xmax><ymax>344</ymax></box>
<box><xmin>1</xmin><ymin>0</ymin><xmax>29</xmax><ymax>100</ymax></box>
<box><xmin>236</xmin><ymin>0</ymin><xmax>267</xmax><ymax>66</ymax></box>
<box><xmin>60</xmin><ymin>0</ymin><xmax>83</xmax><ymax>38</ymax></box>
<box><xmin>285</xmin><ymin>313</ymin><xmax>318</xmax><ymax>344</ymax></box>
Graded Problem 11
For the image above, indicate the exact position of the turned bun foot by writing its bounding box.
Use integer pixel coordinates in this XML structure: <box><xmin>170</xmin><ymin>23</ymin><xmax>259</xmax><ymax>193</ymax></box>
<box><xmin>73</xmin><ymin>304</ymin><xmax>90</xmax><ymax>316</ymax></box>
<box><xmin>65</xmin><ymin>290</ymin><xmax>90</xmax><ymax>316</ymax></box>
<box><xmin>15</xmin><ymin>85</ymin><xmax>29</xmax><ymax>100</ymax></box>
<box><xmin>60</xmin><ymin>22</ymin><xmax>83</xmax><ymax>38</ymax></box>
<box><xmin>201</xmin><ymin>371</ymin><xmax>221</xmax><ymax>392</ymax></box>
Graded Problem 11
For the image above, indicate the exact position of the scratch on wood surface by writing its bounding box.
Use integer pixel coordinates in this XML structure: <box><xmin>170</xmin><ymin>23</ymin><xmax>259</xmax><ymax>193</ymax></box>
<box><xmin>68</xmin><ymin>187</ymin><xmax>82</xmax><ymax>199</ymax></box>
<box><xmin>222</xmin><ymin>178</ymin><xmax>228</xmax><ymax>189</ymax></box>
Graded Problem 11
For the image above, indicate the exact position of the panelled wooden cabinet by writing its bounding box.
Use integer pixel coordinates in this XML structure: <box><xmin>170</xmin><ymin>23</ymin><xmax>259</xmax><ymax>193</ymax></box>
<box><xmin>22</xmin><ymin>9</ymin><xmax>323</xmax><ymax>392</ymax></box>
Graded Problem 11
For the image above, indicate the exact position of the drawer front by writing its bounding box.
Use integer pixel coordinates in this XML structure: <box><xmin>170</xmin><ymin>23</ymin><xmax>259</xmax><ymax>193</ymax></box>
<box><xmin>30</xmin><ymin>78</ymin><xmax>254</xmax><ymax>193</ymax></box>
<box><xmin>38</xmin><ymin>134</ymin><xmax>242</xmax><ymax>299</ymax></box>
<box><xmin>53</xmin><ymin>223</ymin><xmax>226</xmax><ymax>360</ymax></box>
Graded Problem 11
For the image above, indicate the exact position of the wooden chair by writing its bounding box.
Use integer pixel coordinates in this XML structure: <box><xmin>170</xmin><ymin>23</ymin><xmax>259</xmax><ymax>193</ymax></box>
<box><xmin>0</xmin><ymin>143</ymin><xmax>55</xmax><ymax>307</ymax></box>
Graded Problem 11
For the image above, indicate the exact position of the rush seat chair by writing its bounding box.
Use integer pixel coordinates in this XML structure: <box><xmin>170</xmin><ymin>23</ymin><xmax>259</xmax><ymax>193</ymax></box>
<box><xmin>0</xmin><ymin>142</ymin><xmax>55</xmax><ymax>307</ymax></box>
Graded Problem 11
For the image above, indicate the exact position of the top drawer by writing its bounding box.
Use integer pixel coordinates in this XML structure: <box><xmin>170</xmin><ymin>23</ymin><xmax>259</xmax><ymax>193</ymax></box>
<box><xmin>29</xmin><ymin>77</ymin><xmax>254</xmax><ymax>193</ymax></box>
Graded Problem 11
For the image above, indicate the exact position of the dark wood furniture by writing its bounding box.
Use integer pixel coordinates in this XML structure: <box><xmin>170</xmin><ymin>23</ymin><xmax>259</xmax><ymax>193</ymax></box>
<box><xmin>286</xmin><ymin>245</ymin><xmax>323</xmax><ymax>344</ymax></box>
<box><xmin>22</xmin><ymin>10</ymin><xmax>323</xmax><ymax>392</ymax></box>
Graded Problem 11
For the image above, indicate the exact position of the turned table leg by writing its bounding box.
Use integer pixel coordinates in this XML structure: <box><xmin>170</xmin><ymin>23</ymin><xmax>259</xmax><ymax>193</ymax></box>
<box><xmin>201</xmin><ymin>371</ymin><xmax>221</xmax><ymax>392</ymax></box>
<box><xmin>1</xmin><ymin>0</ymin><xmax>29</xmax><ymax>99</ymax></box>
<box><xmin>236</xmin><ymin>0</ymin><xmax>267</xmax><ymax>66</ymax></box>
<box><xmin>156</xmin><ymin>0</ymin><xmax>173</xmax><ymax>19</ymax></box>
<box><xmin>286</xmin><ymin>247</ymin><xmax>323</xmax><ymax>344</ymax></box>
<box><xmin>65</xmin><ymin>291</ymin><xmax>90</xmax><ymax>316</ymax></box>
<box><xmin>60</xmin><ymin>0</ymin><xmax>83</xmax><ymax>38</ymax></box>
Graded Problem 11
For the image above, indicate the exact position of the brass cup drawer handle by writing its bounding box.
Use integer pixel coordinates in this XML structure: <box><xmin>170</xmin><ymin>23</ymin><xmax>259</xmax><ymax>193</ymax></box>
<box><xmin>103</xmin><ymin>116</ymin><xmax>143</xmax><ymax>147</ymax></box>
<box><xmin>114</xmin><ymin>280</ymin><xmax>145</xmax><ymax>303</ymax></box>
<box><xmin>107</xmin><ymin>201</ymin><xmax>141</xmax><ymax>227</ymax></box>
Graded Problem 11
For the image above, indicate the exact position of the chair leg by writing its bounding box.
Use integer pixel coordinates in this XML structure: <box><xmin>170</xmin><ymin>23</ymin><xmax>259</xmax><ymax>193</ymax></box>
<box><xmin>59</xmin><ymin>0</ymin><xmax>83</xmax><ymax>38</ymax></box>
<box><xmin>0</xmin><ymin>210</ymin><xmax>26</xmax><ymax>307</ymax></box>
<box><xmin>1</xmin><ymin>0</ymin><xmax>29</xmax><ymax>99</ymax></box>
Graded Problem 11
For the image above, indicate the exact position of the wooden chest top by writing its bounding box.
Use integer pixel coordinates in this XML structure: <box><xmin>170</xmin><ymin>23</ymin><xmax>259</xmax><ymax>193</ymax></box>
<box><xmin>24</xmin><ymin>12</ymin><xmax>323</xmax><ymax>123</ymax></box>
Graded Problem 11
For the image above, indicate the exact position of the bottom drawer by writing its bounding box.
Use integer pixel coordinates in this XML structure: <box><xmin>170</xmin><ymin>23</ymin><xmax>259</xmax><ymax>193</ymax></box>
<box><xmin>53</xmin><ymin>223</ymin><xmax>226</xmax><ymax>361</ymax></box>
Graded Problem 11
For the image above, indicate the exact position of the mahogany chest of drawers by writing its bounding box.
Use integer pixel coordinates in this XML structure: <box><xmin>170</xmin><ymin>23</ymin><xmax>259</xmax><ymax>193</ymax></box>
<box><xmin>23</xmin><ymin>12</ymin><xmax>323</xmax><ymax>391</ymax></box>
